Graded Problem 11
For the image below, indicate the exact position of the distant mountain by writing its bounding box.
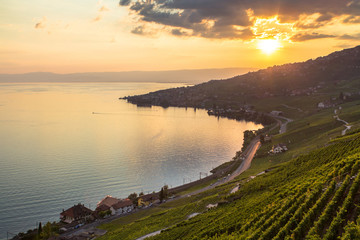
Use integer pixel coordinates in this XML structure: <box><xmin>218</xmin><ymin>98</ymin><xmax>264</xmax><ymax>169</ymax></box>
<box><xmin>0</xmin><ymin>68</ymin><xmax>256</xmax><ymax>84</ymax></box>
<box><xmin>125</xmin><ymin>46</ymin><xmax>360</xmax><ymax>109</ymax></box>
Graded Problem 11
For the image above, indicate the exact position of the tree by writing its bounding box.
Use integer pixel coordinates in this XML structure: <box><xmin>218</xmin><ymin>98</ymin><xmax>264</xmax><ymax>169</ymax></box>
<box><xmin>128</xmin><ymin>192</ymin><xmax>138</xmax><ymax>204</ymax></box>
<box><xmin>40</xmin><ymin>222</ymin><xmax>57</xmax><ymax>239</ymax></box>
<box><xmin>159</xmin><ymin>185</ymin><xmax>169</xmax><ymax>202</ymax></box>
<box><xmin>139</xmin><ymin>192</ymin><xmax>144</xmax><ymax>197</ymax></box>
<box><xmin>159</xmin><ymin>188</ymin><xmax>164</xmax><ymax>202</ymax></box>
<box><xmin>163</xmin><ymin>185</ymin><xmax>169</xmax><ymax>199</ymax></box>
<box><xmin>260</xmin><ymin>134</ymin><xmax>265</xmax><ymax>144</ymax></box>
<box><xmin>38</xmin><ymin>222</ymin><xmax>42</xmax><ymax>236</ymax></box>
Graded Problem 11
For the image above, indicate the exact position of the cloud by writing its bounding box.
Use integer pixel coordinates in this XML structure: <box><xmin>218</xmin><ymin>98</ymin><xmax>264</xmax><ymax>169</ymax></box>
<box><xmin>171</xmin><ymin>28</ymin><xmax>188</xmax><ymax>36</ymax></box>
<box><xmin>291</xmin><ymin>32</ymin><xmax>335</xmax><ymax>42</ymax></box>
<box><xmin>99</xmin><ymin>6</ymin><xmax>109</xmax><ymax>12</ymax></box>
<box><xmin>338</xmin><ymin>33</ymin><xmax>360</xmax><ymax>40</ymax></box>
<box><xmin>343</xmin><ymin>15</ymin><xmax>360</xmax><ymax>23</ymax></box>
<box><xmin>119</xmin><ymin>0</ymin><xmax>131</xmax><ymax>6</ymax></box>
<box><xmin>35</xmin><ymin>17</ymin><xmax>46</xmax><ymax>29</ymax></box>
<box><xmin>120</xmin><ymin>0</ymin><xmax>360</xmax><ymax>40</ymax></box>
<box><xmin>131</xmin><ymin>25</ymin><xmax>146</xmax><ymax>35</ymax></box>
<box><xmin>94</xmin><ymin>5</ymin><xmax>109</xmax><ymax>22</ymax></box>
<box><xmin>334</xmin><ymin>43</ymin><xmax>357</xmax><ymax>49</ymax></box>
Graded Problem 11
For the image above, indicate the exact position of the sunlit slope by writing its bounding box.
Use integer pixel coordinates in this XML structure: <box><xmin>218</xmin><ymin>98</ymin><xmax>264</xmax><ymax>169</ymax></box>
<box><xmin>147</xmin><ymin>131</ymin><xmax>360</xmax><ymax>240</ymax></box>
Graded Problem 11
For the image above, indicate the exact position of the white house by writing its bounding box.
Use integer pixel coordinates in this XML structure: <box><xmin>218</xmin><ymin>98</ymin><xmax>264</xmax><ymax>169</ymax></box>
<box><xmin>112</xmin><ymin>199</ymin><xmax>134</xmax><ymax>214</ymax></box>
<box><xmin>270</xmin><ymin>144</ymin><xmax>288</xmax><ymax>154</ymax></box>
<box><xmin>318</xmin><ymin>102</ymin><xmax>325</xmax><ymax>108</ymax></box>
<box><xmin>96</xmin><ymin>195</ymin><xmax>134</xmax><ymax>216</ymax></box>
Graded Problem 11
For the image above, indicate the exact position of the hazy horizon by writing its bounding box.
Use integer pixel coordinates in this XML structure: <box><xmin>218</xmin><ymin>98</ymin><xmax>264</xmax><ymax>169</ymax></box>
<box><xmin>0</xmin><ymin>67</ymin><xmax>257</xmax><ymax>84</ymax></box>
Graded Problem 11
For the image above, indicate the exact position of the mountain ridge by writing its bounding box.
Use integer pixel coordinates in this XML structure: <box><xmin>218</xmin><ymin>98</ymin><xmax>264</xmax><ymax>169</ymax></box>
<box><xmin>0</xmin><ymin>68</ymin><xmax>256</xmax><ymax>84</ymax></box>
<box><xmin>125</xmin><ymin>45</ymin><xmax>360</xmax><ymax>110</ymax></box>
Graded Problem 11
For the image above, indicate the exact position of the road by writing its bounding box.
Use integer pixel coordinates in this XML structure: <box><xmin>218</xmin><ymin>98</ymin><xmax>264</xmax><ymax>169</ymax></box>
<box><xmin>183</xmin><ymin>137</ymin><xmax>261</xmax><ymax>197</ymax></box>
<box><xmin>266</xmin><ymin>113</ymin><xmax>293</xmax><ymax>134</ymax></box>
<box><xmin>334</xmin><ymin>115</ymin><xmax>352</xmax><ymax>135</ymax></box>
<box><xmin>63</xmin><ymin>114</ymin><xmax>285</xmax><ymax>239</ymax></box>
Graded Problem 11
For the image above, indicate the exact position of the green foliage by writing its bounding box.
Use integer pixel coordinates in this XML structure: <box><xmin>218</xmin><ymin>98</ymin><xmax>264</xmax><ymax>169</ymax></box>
<box><xmin>40</xmin><ymin>222</ymin><xmax>58</xmax><ymax>240</ymax></box>
<box><xmin>241</xmin><ymin>130</ymin><xmax>257</xmax><ymax>152</ymax></box>
<box><xmin>128</xmin><ymin>192</ymin><xmax>138</xmax><ymax>205</ymax></box>
<box><xmin>97</xmin><ymin>130</ymin><xmax>360</xmax><ymax>240</ymax></box>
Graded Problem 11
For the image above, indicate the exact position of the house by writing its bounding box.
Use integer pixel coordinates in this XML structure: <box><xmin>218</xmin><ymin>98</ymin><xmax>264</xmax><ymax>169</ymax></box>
<box><xmin>97</xmin><ymin>195</ymin><xmax>120</xmax><ymax>208</ymax></box>
<box><xmin>264</xmin><ymin>135</ymin><xmax>272</xmax><ymax>142</ymax></box>
<box><xmin>94</xmin><ymin>204</ymin><xmax>114</xmax><ymax>218</ymax></box>
<box><xmin>60</xmin><ymin>204</ymin><xmax>93</xmax><ymax>224</ymax></box>
<box><xmin>269</xmin><ymin>144</ymin><xmax>288</xmax><ymax>154</ymax></box>
<box><xmin>138</xmin><ymin>194</ymin><xmax>159</xmax><ymax>207</ymax></box>
<box><xmin>96</xmin><ymin>195</ymin><xmax>134</xmax><ymax>216</ymax></box>
<box><xmin>112</xmin><ymin>199</ymin><xmax>134</xmax><ymax>214</ymax></box>
<box><xmin>317</xmin><ymin>101</ymin><xmax>333</xmax><ymax>109</ymax></box>
<box><xmin>318</xmin><ymin>102</ymin><xmax>325</xmax><ymax>108</ymax></box>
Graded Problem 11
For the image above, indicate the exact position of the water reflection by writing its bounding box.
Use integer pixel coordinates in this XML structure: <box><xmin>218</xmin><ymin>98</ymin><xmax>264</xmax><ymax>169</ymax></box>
<box><xmin>0</xmin><ymin>82</ymin><xmax>262</xmax><ymax>239</ymax></box>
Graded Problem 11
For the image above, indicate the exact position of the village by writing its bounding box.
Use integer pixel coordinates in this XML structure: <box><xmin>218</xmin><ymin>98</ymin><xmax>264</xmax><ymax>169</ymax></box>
<box><xmin>58</xmin><ymin>192</ymin><xmax>164</xmax><ymax>234</ymax></box>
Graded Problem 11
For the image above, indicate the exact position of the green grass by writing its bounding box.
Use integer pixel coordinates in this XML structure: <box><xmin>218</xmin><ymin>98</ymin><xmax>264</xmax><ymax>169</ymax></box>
<box><xmin>97</xmin><ymin>97</ymin><xmax>360</xmax><ymax>240</ymax></box>
<box><xmin>147</xmin><ymin>132</ymin><xmax>360</xmax><ymax>239</ymax></box>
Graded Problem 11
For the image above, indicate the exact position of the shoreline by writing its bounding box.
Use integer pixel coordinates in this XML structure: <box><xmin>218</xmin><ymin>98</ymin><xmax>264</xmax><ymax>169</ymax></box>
<box><xmin>10</xmin><ymin>105</ymin><xmax>277</xmax><ymax>240</ymax></box>
<box><xmin>57</xmin><ymin>108</ymin><xmax>281</xmax><ymax>239</ymax></box>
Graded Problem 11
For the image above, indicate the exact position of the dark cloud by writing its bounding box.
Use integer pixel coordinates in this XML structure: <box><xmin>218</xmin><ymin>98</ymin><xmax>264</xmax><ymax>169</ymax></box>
<box><xmin>121</xmin><ymin>0</ymin><xmax>360</xmax><ymax>39</ymax></box>
<box><xmin>131</xmin><ymin>25</ymin><xmax>146</xmax><ymax>35</ymax></box>
<box><xmin>291</xmin><ymin>32</ymin><xmax>335</xmax><ymax>42</ymax></box>
<box><xmin>35</xmin><ymin>17</ymin><xmax>46</xmax><ymax>29</ymax></box>
<box><xmin>171</xmin><ymin>28</ymin><xmax>188</xmax><ymax>36</ymax></box>
<box><xmin>119</xmin><ymin>0</ymin><xmax>131</xmax><ymax>6</ymax></box>
<box><xmin>316</xmin><ymin>13</ymin><xmax>333</xmax><ymax>22</ymax></box>
<box><xmin>35</xmin><ymin>22</ymin><xmax>44</xmax><ymax>29</ymax></box>
<box><xmin>343</xmin><ymin>15</ymin><xmax>360</xmax><ymax>24</ymax></box>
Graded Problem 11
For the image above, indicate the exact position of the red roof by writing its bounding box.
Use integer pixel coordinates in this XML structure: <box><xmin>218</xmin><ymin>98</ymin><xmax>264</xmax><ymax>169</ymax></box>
<box><xmin>60</xmin><ymin>204</ymin><xmax>93</xmax><ymax>219</ymax></box>
<box><xmin>112</xmin><ymin>199</ymin><xmax>133</xmax><ymax>210</ymax></box>
<box><xmin>95</xmin><ymin>204</ymin><xmax>111</xmax><ymax>212</ymax></box>
<box><xmin>97</xmin><ymin>195</ymin><xmax>120</xmax><ymax>208</ymax></box>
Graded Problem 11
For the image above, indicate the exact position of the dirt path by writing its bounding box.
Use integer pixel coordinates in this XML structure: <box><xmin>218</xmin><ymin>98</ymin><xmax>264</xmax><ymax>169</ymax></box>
<box><xmin>334</xmin><ymin>115</ymin><xmax>352</xmax><ymax>135</ymax></box>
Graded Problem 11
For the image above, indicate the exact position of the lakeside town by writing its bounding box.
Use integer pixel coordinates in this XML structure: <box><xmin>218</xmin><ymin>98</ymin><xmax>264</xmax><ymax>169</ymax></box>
<box><xmin>11</xmin><ymin>113</ymin><xmax>294</xmax><ymax>240</ymax></box>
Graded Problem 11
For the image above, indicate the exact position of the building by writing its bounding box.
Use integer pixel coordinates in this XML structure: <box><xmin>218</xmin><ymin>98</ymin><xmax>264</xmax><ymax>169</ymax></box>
<box><xmin>97</xmin><ymin>195</ymin><xmax>120</xmax><ymax>208</ymax></box>
<box><xmin>60</xmin><ymin>204</ymin><xmax>93</xmax><ymax>224</ymax></box>
<box><xmin>318</xmin><ymin>102</ymin><xmax>325</xmax><ymax>108</ymax></box>
<box><xmin>269</xmin><ymin>144</ymin><xmax>288</xmax><ymax>154</ymax></box>
<box><xmin>96</xmin><ymin>195</ymin><xmax>134</xmax><ymax>216</ymax></box>
<box><xmin>112</xmin><ymin>199</ymin><xmax>134</xmax><ymax>214</ymax></box>
<box><xmin>138</xmin><ymin>194</ymin><xmax>159</xmax><ymax>207</ymax></box>
<box><xmin>264</xmin><ymin>135</ymin><xmax>272</xmax><ymax>142</ymax></box>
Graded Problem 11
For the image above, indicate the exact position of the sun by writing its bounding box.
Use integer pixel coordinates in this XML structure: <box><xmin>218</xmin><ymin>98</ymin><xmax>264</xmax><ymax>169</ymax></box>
<box><xmin>257</xmin><ymin>39</ymin><xmax>281</xmax><ymax>55</ymax></box>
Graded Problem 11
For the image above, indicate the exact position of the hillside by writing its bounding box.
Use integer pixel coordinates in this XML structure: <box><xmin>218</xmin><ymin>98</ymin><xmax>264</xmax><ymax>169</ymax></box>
<box><xmin>145</xmin><ymin>130</ymin><xmax>360</xmax><ymax>240</ymax></box>
<box><xmin>96</xmin><ymin>122</ymin><xmax>360</xmax><ymax>240</ymax></box>
<box><xmin>90</xmin><ymin>47</ymin><xmax>360</xmax><ymax>240</ymax></box>
<box><xmin>124</xmin><ymin>46</ymin><xmax>360</xmax><ymax>116</ymax></box>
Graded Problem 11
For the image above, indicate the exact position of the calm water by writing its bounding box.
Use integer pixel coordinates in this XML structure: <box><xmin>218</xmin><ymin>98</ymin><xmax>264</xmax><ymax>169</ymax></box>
<box><xmin>0</xmin><ymin>82</ymin><xmax>262</xmax><ymax>239</ymax></box>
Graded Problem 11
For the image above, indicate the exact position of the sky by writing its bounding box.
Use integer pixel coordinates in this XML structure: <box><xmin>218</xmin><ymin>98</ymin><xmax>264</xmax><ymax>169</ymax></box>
<box><xmin>1</xmin><ymin>0</ymin><xmax>360</xmax><ymax>74</ymax></box>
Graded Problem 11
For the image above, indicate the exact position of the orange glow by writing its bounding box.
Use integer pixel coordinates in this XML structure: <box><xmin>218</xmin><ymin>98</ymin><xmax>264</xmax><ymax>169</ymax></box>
<box><xmin>251</xmin><ymin>15</ymin><xmax>294</xmax><ymax>54</ymax></box>
<box><xmin>257</xmin><ymin>39</ymin><xmax>281</xmax><ymax>55</ymax></box>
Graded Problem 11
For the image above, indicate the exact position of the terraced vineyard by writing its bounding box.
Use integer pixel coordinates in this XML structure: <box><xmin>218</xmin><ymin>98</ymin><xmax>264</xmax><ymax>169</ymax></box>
<box><xmin>144</xmin><ymin>131</ymin><xmax>360</xmax><ymax>240</ymax></box>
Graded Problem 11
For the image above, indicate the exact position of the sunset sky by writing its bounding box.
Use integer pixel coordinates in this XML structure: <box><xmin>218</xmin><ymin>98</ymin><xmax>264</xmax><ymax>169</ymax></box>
<box><xmin>1</xmin><ymin>0</ymin><xmax>360</xmax><ymax>74</ymax></box>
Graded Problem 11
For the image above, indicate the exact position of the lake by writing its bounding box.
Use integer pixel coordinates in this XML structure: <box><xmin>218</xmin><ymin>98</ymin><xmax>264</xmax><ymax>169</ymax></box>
<box><xmin>0</xmin><ymin>82</ymin><xmax>262</xmax><ymax>239</ymax></box>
